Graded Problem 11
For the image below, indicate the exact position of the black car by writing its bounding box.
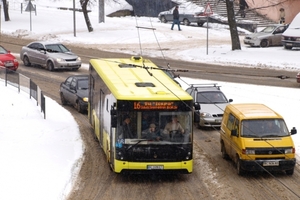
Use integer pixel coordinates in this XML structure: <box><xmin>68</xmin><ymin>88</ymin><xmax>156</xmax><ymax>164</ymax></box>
<box><xmin>59</xmin><ymin>75</ymin><xmax>89</xmax><ymax>113</ymax></box>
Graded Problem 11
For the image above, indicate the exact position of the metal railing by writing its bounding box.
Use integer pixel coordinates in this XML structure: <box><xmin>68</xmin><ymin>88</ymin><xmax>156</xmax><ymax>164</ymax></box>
<box><xmin>0</xmin><ymin>67</ymin><xmax>46</xmax><ymax>119</ymax></box>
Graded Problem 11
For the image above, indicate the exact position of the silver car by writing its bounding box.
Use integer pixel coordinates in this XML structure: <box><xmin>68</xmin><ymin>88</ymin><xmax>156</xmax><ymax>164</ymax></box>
<box><xmin>20</xmin><ymin>41</ymin><xmax>81</xmax><ymax>71</ymax></box>
<box><xmin>186</xmin><ymin>84</ymin><xmax>233</xmax><ymax>129</ymax></box>
<box><xmin>158</xmin><ymin>3</ymin><xmax>207</xmax><ymax>27</ymax></box>
<box><xmin>244</xmin><ymin>24</ymin><xmax>288</xmax><ymax>47</ymax></box>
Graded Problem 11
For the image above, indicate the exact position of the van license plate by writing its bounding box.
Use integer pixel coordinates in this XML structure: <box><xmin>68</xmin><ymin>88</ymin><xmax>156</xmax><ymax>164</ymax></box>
<box><xmin>263</xmin><ymin>161</ymin><xmax>279</xmax><ymax>166</ymax></box>
<box><xmin>147</xmin><ymin>165</ymin><xmax>163</xmax><ymax>170</ymax></box>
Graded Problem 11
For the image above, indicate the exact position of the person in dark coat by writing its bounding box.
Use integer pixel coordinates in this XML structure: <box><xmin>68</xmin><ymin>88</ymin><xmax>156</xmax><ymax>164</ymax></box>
<box><xmin>238</xmin><ymin>0</ymin><xmax>249</xmax><ymax>18</ymax></box>
<box><xmin>120</xmin><ymin>115</ymin><xmax>134</xmax><ymax>139</ymax></box>
<box><xmin>171</xmin><ymin>6</ymin><xmax>181</xmax><ymax>31</ymax></box>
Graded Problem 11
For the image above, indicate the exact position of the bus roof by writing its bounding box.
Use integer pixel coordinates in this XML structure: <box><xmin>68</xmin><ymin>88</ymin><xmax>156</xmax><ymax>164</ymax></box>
<box><xmin>89</xmin><ymin>57</ymin><xmax>192</xmax><ymax>101</ymax></box>
<box><xmin>227</xmin><ymin>103</ymin><xmax>283</xmax><ymax>119</ymax></box>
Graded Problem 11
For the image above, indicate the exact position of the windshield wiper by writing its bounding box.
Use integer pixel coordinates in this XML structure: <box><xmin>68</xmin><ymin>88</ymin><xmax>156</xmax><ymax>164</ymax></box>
<box><xmin>243</xmin><ymin>134</ymin><xmax>260</xmax><ymax>138</ymax></box>
<box><xmin>261</xmin><ymin>134</ymin><xmax>280</xmax><ymax>138</ymax></box>
<box><xmin>126</xmin><ymin>139</ymin><xmax>148</xmax><ymax>151</ymax></box>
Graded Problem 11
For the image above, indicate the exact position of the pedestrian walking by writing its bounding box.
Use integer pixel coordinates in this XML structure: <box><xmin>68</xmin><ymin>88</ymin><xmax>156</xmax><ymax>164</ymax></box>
<box><xmin>171</xmin><ymin>6</ymin><xmax>181</xmax><ymax>31</ymax></box>
<box><xmin>279</xmin><ymin>8</ymin><xmax>285</xmax><ymax>24</ymax></box>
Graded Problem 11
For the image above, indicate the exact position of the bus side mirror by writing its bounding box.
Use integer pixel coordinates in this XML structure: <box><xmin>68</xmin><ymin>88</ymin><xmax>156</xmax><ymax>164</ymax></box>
<box><xmin>194</xmin><ymin>102</ymin><xmax>200</xmax><ymax>110</ymax></box>
<box><xmin>111</xmin><ymin>110</ymin><xmax>117</xmax><ymax>128</ymax></box>
<box><xmin>194</xmin><ymin>111</ymin><xmax>200</xmax><ymax>123</ymax></box>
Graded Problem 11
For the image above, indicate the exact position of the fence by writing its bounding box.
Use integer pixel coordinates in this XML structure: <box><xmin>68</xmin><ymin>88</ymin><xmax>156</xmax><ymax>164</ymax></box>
<box><xmin>0</xmin><ymin>67</ymin><xmax>46</xmax><ymax>119</ymax></box>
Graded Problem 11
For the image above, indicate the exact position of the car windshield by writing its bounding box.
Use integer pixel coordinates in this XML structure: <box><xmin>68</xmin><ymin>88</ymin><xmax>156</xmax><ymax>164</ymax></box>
<box><xmin>77</xmin><ymin>79</ymin><xmax>88</xmax><ymax>90</ymax></box>
<box><xmin>197</xmin><ymin>91</ymin><xmax>228</xmax><ymax>104</ymax></box>
<box><xmin>45</xmin><ymin>44</ymin><xmax>70</xmax><ymax>53</ymax></box>
<box><xmin>0</xmin><ymin>46</ymin><xmax>8</xmax><ymax>54</ymax></box>
<box><xmin>241</xmin><ymin>119</ymin><xmax>290</xmax><ymax>138</ymax></box>
<box><xmin>261</xmin><ymin>26</ymin><xmax>276</xmax><ymax>33</ymax></box>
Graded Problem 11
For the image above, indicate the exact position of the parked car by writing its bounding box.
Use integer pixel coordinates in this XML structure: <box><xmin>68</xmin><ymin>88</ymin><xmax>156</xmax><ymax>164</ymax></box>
<box><xmin>20</xmin><ymin>41</ymin><xmax>81</xmax><ymax>71</ymax></box>
<box><xmin>158</xmin><ymin>3</ymin><xmax>207</xmax><ymax>27</ymax></box>
<box><xmin>282</xmin><ymin>12</ymin><xmax>300</xmax><ymax>49</ymax></box>
<box><xmin>59</xmin><ymin>75</ymin><xmax>89</xmax><ymax>113</ymax></box>
<box><xmin>158</xmin><ymin>65</ymin><xmax>181</xmax><ymax>87</ymax></box>
<box><xmin>185</xmin><ymin>84</ymin><xmax>233</xmax><ymax>129</ymax></box>
<box><xmin>0</xmin><ymin>45</ymin><xmax>19</xmax><ymax>71</ymax></box>
<box><xmin>244</xmin><ymin>24</ymin><xmax>288</xmax><ymax>47</ymax></box>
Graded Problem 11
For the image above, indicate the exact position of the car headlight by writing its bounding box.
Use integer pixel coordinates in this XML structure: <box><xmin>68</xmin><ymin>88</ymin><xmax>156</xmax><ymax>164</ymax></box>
<box><xmin>56</xmin><ymin>58</ymin><xmax>65</xmax><ymax>62</ymax></box>
<box><xmin>245</xmin><ymin>149</ymin><xmax>255</xmax><ymax>155</ymax></box>
<box><xmin>83</xmin><ymin>97</ymin><xmax>88</xmax><ymax>102</ymax></box>
<box><xmin>77</xmin><ymin>57</ymin><xmax>81</xmax><ymax>61</ymax></box>
<box><xmin>200</xmin><ymin>112</ymin><xmax>212</xmax><ymax>117</ymax></box>
<box><xmin>285</xmin><ymin>148</ymin><xmax>294</xmax><ymax>154</ymax></box>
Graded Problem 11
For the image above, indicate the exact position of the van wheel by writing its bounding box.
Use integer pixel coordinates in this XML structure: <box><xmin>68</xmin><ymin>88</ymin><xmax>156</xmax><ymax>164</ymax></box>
<box><xmin>286</xmin><ymin>168</ymin><xmax>294</xmax><ymax>175</ymax></box>
<box><xmin>236</xmin><ymin>157</ymin><xmax>245</xmax><ymax>175</ymax></box>
<box><xmin>221</xmin><ymin>142</ymin><xmax>229</xmax><ymax>159</ymax></box>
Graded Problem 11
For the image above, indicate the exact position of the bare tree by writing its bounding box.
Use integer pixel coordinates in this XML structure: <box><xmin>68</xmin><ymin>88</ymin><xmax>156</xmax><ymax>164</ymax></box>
<box><xmin>225</xmin><ymin>0</ymin><xmax>241</xmax><ymax>50</ymax></box>
<box><xmin>2</xmin><ymin>0</ymin><xmax>10</xmax><ymax>21</ymax></box>
<box><xmin>80</xmin><ymin>0</ymin><xmax>94</xmax><ymax>32</ymax></box>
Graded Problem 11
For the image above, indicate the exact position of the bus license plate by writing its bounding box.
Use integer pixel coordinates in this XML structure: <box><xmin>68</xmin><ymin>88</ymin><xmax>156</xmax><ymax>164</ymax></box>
<box><xmin>263</xmin><ymin>161</ymin><xmax>279</xmax><ymax>166</ymax></box>
<box><xmin>147</xmin><ymin>165</ymin><xmax>163</xmax><ymax>170</ymax></box>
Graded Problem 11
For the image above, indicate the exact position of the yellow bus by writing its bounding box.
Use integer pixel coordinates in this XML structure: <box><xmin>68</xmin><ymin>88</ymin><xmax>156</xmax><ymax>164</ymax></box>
<box><xmin>88</xmin><ymin>56</ymin><xmax>194</xmax><ymax>174</ymax></box>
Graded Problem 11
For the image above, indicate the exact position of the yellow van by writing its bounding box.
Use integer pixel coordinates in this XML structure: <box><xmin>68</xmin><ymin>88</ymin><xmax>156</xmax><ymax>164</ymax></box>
<box><xmin>220</xmin><ymin>103</ymin><xmax>297</xmax><ymax>175</ymax></box>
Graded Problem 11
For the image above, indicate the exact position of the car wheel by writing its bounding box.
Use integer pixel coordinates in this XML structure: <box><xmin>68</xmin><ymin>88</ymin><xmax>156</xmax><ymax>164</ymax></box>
<box><xmin>221</xmin><ymin>142</ymin><xmax>229</xmax><ymax>159</ymax></box>
<box><xmin>76</xmin><ymin>99</ymin><xmax>84</xmax><ymax>113</ymax></box>
<box><xmin>197</xmin><ymin>22</ymin><xmax>204</xmax><ymax>27</ymax></box>
<box><xmin>161</xmin><ymin>16</ymin><xmax>167</xmax><ymax>23</ymax></box>
<box><xmin>60</xmin><ymin>92</ymin><xmax>67</xmax><ymax>105</ymax></box>
<box><xmin>47</xmin><ymin>61</ymin><xmax>54</xmax><ymax>71</ymax></box>
<box><xmin>236</xmin><ymin>157</ymin><xmax>245</xmax><ymax>175</ymax></box>
<box><xmin>183</xmin><ymin>19</ymin><xmax>190</xmax><ymax>26</ymax></box>
<box><xmin>22</xmin><ymin>55</ymin><xmax>31</xmax><ymax>66</ymax></box>
<box><xmin>260</xmin><ymin>40</ymin><xmax>269</xmax><ymax>48</ymax></box>
<box><xmin>286</xmin><ymin>168</ymin><xmax>294</xmax><ymax>175</ymax></box>
<box><xmin>284</xmin><ymin>45</ymin><xmax>292</xmax><ymax>50</ymax></box>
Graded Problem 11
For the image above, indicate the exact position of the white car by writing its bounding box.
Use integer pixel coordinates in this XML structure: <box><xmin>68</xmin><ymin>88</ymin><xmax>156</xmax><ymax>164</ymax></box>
<box><xmin>244</xmin><ymin>24</ymin><xmax>288</xmax><ymax>47</ymax></box>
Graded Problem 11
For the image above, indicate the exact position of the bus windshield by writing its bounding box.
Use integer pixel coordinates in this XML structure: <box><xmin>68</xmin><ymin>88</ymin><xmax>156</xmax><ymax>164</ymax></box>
<box><xmin>117</xmin><ymin>111</ymin><xmax>192</xmax><ymax>144</ymax></box>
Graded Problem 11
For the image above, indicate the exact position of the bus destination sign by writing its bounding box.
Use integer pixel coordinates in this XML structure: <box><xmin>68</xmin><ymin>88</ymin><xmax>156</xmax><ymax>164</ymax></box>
<box><xmin>134</xmin><ymin>101</ymin><xmax>178</xmax><ymax>110</ymax></box>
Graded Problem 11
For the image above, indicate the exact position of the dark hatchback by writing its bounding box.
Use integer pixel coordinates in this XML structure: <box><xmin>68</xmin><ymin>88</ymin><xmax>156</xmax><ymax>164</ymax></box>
<box><xmin>59</xmin><ymin>75</ymin><xmax>89</xmax><ymax>113</ymax></box>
